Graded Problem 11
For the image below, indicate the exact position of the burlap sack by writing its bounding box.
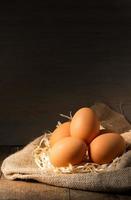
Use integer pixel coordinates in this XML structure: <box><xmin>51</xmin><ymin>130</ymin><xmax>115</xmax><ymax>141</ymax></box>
<box><xmin>1</xmin><ymin>103</ymin><xmax>131</xmax><ymax>193</ymax></box>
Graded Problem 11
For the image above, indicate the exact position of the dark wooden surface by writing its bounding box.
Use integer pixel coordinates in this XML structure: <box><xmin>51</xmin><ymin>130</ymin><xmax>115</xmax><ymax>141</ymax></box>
<box><xmin>0</xmin><ymin>146</ymin><xmax>130</xmax><ymax>200</ymax></box>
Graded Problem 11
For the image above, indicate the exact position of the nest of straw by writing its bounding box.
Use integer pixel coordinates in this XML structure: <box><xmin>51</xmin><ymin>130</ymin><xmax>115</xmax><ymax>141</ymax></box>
<box><xmin>33</xmin><ymin>113</ymin><xmax>126</xmax><ymax>174</ymax></box>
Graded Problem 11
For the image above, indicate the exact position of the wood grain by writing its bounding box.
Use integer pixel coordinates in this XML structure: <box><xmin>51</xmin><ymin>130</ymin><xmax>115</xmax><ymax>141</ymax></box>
<box><xmin>70</xmin><ymin>189</ymin><xmax>131</xmax><ymax>200</ymax></box>
<box><xmin>0</xmin><ymin>179</ymin><xmax>69</xmax><ymax>200</ymax></box>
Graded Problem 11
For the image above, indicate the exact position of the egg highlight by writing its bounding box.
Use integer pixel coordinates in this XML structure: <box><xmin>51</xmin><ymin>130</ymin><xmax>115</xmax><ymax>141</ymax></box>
<box><xmin>49</xmin><ymin>121</ymin><xmax>71</xmax><ymax>147</ymax></box>
<box><xmin>89</xmin><ymin>133</ymin><xmax>126</xmax><ymax>164</ymax></box>
<box><xmin>49</xmin><ymin>137</ymin><xmax>87</xmax><ymax>167</ymax></box>
<box><xmin>70</xmin><ymin>107</ymin><xmax>100</xmax><ymax>144</ymax></box>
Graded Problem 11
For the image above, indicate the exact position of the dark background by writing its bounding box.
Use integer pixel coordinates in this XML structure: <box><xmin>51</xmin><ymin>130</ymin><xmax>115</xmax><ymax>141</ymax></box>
<box><xmin>0</xmin><ymin>0</ymin><xmax>131</xmax><ymax>145</ymax></box>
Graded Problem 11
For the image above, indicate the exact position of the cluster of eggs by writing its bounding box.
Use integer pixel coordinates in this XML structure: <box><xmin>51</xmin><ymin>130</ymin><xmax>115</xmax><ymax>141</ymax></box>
<box><xmin>49</xmin><ymin>107</ymin><xmax>126</xmax><ymax>167</ymax></box>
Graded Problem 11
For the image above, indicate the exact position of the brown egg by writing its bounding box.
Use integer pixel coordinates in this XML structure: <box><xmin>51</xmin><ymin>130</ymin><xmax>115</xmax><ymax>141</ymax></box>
<box><xmin>49</xmin><ymin>121</ymin><xmax>71</xmax><ymax>147</ymax></box>
<box><xmin>49</xmin><ymin>137</ymin><xmax>87</xmax><ymax>167</ymax></box>
<box><xmin>70</xmin><ymin>107</ymin><xmax>100</xmax><ymax>144</ymax></box>
<box><xmin>89</xmin><ymin>133</ymin><xmax>126</xmax><ymax>164</ymax></box>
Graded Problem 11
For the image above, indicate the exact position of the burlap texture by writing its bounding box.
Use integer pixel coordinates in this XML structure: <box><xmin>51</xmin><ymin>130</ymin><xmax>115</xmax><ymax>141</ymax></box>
<box><xmin>1</xmin><ymin>103</ymin><xmax>131</xmax><ymax>193</ymax></box>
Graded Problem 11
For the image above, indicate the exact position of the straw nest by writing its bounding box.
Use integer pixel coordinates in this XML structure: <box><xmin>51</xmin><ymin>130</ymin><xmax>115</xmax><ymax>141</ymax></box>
<box><xmin>33</xmin><ymin>113</ymin><xmax>126</xmax><ymax>174</ymax></box>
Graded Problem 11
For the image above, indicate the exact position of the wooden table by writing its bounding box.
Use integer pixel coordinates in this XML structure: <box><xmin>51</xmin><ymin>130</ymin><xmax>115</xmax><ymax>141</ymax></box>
<box><xmin>0</xmin><ymin>146</ymin><xmax>130</xmax><ymax>200</ymax></box>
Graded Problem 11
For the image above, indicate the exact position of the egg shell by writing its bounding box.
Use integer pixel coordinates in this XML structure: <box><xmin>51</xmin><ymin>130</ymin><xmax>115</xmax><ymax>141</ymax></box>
<box><xmin>70</xmin><ymin>107</ymin><xmax>100</xmax><ymax>144</ymax></box>
<box><xmin>50</xmin><ymin>121</ymin><xmax>71</xmax><ymax>147</ymax></box>
<box><xmin>89</xmin><ymin>133</ymin><xmax>126</xmax><ymax>164</ymax></box>
<box><xmin>49</xmin><ymin>137</ymin><xmax>87</xmax><ymax>167</ymax></box>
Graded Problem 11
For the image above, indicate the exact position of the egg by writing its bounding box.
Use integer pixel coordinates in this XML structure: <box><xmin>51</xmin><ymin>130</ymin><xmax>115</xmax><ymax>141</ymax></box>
<box><xmin>89</xmin><ymin>133</ymin><xmax>126</xmax><ymax>164</ymax></box>
<box><xmin>49</xmin><ymin>121</ymin><xmax>71</xmax><ymax>146</ymax></box>
<box><xmin>70</xmin><ymin>107</ymin><xmax>100</xmax><ymax>144</ymax></box>
<box><xmin>49</xmin><ymin>137</ymin><xmax>87</xmax><ymax>167</ymax></box>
